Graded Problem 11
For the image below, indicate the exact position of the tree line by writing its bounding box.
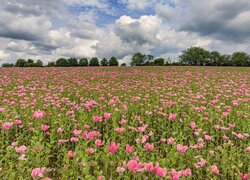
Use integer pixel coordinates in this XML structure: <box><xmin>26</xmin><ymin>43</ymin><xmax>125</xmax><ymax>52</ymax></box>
<box><xmin>2</xmin><ymin>56</ymin><xmax>121</xmax><ymax>67</ymax></box>
<box><xmin>2</xmin><ymin>47</ymin><xmax>250</xmax><ymax>67</ymax></box>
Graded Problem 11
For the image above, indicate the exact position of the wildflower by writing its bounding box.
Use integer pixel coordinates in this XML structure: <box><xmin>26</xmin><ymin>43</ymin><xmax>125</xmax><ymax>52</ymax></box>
<box><xmin>125</xmin><ymin>144</ymin><xmax>134</xmax><ymax>153</ymax></box>
<box><xmin>31</xmin><ymin>167</ymin><xmax>46</xmax><ymax>178</ymax></box>
<box><xmin>210</xmin><ymin>165</ymin><xmax>220</xmax><ymax>175</ymax></box>
<box><xmin>177</xmin><ymin>144</ymin><xmax>188</xmax><ymax>153</ymax></box>
<box><xmin>108</xmin><ymin>142</ymin><xmax>120</xmax><ymax>153</ymax></box>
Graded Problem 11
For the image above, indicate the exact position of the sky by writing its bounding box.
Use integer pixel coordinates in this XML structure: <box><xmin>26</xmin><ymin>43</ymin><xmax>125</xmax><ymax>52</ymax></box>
<box><xmin>0</xmin><ymin>0</ymin><xmax>250</xmax><ymax>65</ymax></box>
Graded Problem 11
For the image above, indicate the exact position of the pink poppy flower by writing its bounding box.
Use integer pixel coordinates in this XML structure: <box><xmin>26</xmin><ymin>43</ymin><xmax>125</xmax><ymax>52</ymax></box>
<box><xmin>108</xmin><ymin>142</ymin><xmax>120</xmax><ymax>153</ymax></box>
<box><xmin>127</xmin><ymin>160</ymin><xmax>144</xmax><ymax>173</ymax></box>
<box><xmin>31</xmin><ymin>167</ymin><xmax>46</xmax><ymax>178</ymax></box>
<box><xmin>177</xmin><ymin>144</ymin><xmax>188</xmax><ymax>153</ymax></box>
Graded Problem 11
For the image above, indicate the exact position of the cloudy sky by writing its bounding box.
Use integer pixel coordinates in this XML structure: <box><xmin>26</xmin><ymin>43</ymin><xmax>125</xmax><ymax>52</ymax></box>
<box><xmin>1</xmin><ymin>0</ymin><xmax>250</xmax><ymax>65</ymax></box>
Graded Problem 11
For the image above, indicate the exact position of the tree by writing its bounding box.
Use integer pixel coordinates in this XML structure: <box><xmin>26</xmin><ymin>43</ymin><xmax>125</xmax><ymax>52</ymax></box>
<box><xmin>121</xmin><ymin>63</ymin><xmax>126</xmax><ymax>66</ymax></box>
<box><xmin>79</xmin><ymin>58</ymin><xmax>88</xmax><ymax>66</ymax></box>
<box><xmin>131</xmin><ymin>52</ymin><xmax>146</xmax><ymax>66</ymax></box>
<box><xmin>218</xmin><ymin>55</ymin><xmax>231</xmax><ymax>66</ymax></box>
<box><xmin>100</xmin><ymin>58</ymin><xmax>108</xmax><ymax>66</ymax></box>
<box><xmin>89</xmin><ymin>57</ymin><xmax>99</xmax><ymax>66</ymax></box>
<box><xmin>154</xmin><ymin>58</ymin><xmax>165</xmax><ymax>66</ymax></box>
<box><xmin>67</xmin><ymin>58</ymin><xmax>78</xmax><ymax>66</ymax></box>
<box><xmin>48</xmin><ymin>61</ymin><xmax>56</xmax><ymax>67</ymax></box>
<box><xmin>15</xmin><ymin>59</ymin><xmax>26</xmax><ymax>67</ymax></box>
<box><xmin>209</xmin><ymin>51</ymin><xmax>221</xmax><ymax>66</ymax></box>
<box><xmin>179</xmin><ymin>47</ymin><xmax>210</xmax><ymax>66</ymax></box>
<box><xmin>34</xmin><ymin>60</ymin><xmax>43</xmax><ymax>67</ymax></box>
<box><xmin>2</xmin><ymin>63</ymin><xmax>14</xmax><ymax>67</ymax></box>
<box><xmin>144</xmin><ymin>54</ymin><xmax>154</xmax><ymax>66</ymax></box>
<box><xmin>56</xmin><ymin>58</ymin><xmax>68</xmax><ymax>67</ymax></box>
<box><xmin>109</xmin><ymin>56</ymin><xmax>119</xmax><ymax>66</ymax></box>
<box><xmin>231</xmin><ymin>52</ymin><xmax>250</xmax><ymax>66</ymax></box>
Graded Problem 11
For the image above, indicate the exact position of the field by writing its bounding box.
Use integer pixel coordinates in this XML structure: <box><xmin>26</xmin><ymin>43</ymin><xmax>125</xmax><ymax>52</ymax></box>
<box><xmin>0</xmin><ymin>67</ymin><xmax>249</xmax><ymax>179</ymax></box>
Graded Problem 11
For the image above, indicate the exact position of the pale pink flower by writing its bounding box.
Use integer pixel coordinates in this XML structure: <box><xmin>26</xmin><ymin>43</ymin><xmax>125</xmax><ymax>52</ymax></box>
<box><xmin>15</xmin><ymin>145</ymin><xmax>27</xmax><ymax>153</ymax></box>
<box><xmin>95</xmin><ymin>139</ymin><xmax>103</xmax><ymax>147</ymax></box>
<box><xmin>2</xmin><ymin>122</ymin><xmax>13</xmax><ymax>130</ymax></box>
<box><xmin>70</xmin><ymin>137</ymin><xmax>78</xmax><ymax>142</ymax></box>
<box><xmin>14</xmin><ymin>120</ymin><xmax>22</xmax><ymax>125</ymax></box>
<box><xmin>168</xmin><ymin>113</ymin><xmax>177</xmax><ymax>120</ymax></box>
<box><xmin>67</xmin><ymin>150</ymin><xmax>75</xmax><ymax>158</ymax></box>
<box><xmin>103</xmin><ymin>112</ymin><xmax>111</xmax><ymax>119</ymax></box>
<box><xmin>108</xmin><ymin>142</ymin><xmax>120</xmax><ymax>153</ymax></box>
<box><xmin>41</xmin><ymin>124</ymin><xmax>50</xmax><ymax>131</ymax></box>
<box><xmin>116</xmin><ymin>167</ymin><xmax>125</xmax><ymax>173</ymax></box>
<box><xmin>246</xmin><ymin>147</ymin><xmax>250</xmax><ymax>153</ymax></box>
<box><xmin>119</xmin><ymin>119</ymin><xmax>127</xmax><ymax>125</ymax></box>
<box><xmin>11</xmin><ymin>141</ymin><xmax>18</xmax><ymax>147</ymax></box>
<box><xmin>177</xmin><ymin>144</ymin><xmax>188</xmax><ymax>153</ymax></box>
<box><xmin>115</xmin><ymin>127</ymin><xmax>125</xmax><ymax>133</ymax></box>
<box><xmin>155</xmin><ymin>167</ymin><xmax>167</xmax><ymax>177</ymax></box>
<box><xmin>210</xmin><ymin>165</ymin><xmax>220</xmax><ymax>175</ymax></box>
<box><xmin>56</xmin><ymin>127</ymin><xmax>63</xmax><ymax>133</ymax></box>
<box><xmin>93</xmin><ymin>116</ymin><xmax>102</xmax><ymax>122</ymax></box>
<box><xmin>194</xmin><ymin>158</ymin><xmax>206</xmax><ymax>169</ymax></box>
<box><xmin>31</xmin><ymin>167</ymin><xmax>46</xmax><ymax>178</ymax></box>
<box><xmin>35</xmin><ymin>146</ymin><xmax>41</xmax><ymax>151</ymax></box>
<box><xmin>167</xmin><ymin>137</ymin><xmax>175</xmax><ymax>144</ymax></box>
<box><xmin>73</xmin><ymin>129</ymin><xmax>82</xmax><ymax>136</ymax></box>
<box><xmin>144</xmin><ymin>143</ymin><xmax>154</xmax><ymax>151</ymax></box>
<box><xmin>125</xmin><ymin>144</ymin><xmax>134</xmax><ymax>153</ymax></box>
<box><xmin>240</xmin><ymin>173</ymin><xmax>250</xmax><ymax>180</ymax></box>
<box><xmin>190</xmin><ymin>122</ymin><xmax>196</xmax><ymax>129</ymax></box>
<box><xmin>33</xmin><ymin>110</ymin><xmax>46</xmax><ymax>119</ymax></box>
<box><xmin>127</xmin><ymin>160</ymin><xmax>144</xmax><ymax>173</ymax></box>
<box><xmin>18</xmin><ymin>154</ymin><xmax>26</xmax><ymax>160</ymax></box>
<box><xmin>181</xmin><ymin>168</ymin><xmax>192</xmax><ymax>176</ymax></box>
<box><xmin>86</xmin><ymin>148</ymin><xmax>95</xmax><ymax>154</ymax></box>
<box><xmin>204</xmin><ymin>135</ymin><xmax>212</xmax><ymax>141</ymax></box>
<box><xmin>145</xmin><ymin>162</ymin><xmax>154</xmax><ymax>172</ymax></box>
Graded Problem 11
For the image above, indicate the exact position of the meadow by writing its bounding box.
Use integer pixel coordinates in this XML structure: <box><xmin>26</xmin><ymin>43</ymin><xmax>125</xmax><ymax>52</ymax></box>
<box><xmin>0</xmin><ymin>66</ymin><xmax>249</xmax><ymax>180</ymax></box>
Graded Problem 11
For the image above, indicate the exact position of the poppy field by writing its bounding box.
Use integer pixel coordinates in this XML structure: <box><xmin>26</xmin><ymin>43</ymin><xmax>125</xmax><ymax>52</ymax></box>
<box><xmin>0</xmin><ymin>66</ymin><xmax>249</xmax><ymax>180</ymax></box>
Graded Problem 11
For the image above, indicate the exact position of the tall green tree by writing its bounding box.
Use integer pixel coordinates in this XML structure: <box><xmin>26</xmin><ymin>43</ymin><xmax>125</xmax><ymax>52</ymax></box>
<box><xmin>179</xmin><ymin>47</ymin><xmax>210</xmax><ymax>66</ymax></box>
<box><xmin>48</xmin><ymin>61</ymin><xmax>56</xmax><ymax>67</ymax></box>
<box><xmin>154</xmin><ymin>58</ymin><xmax>165</xmax><ymax>66</ymax></box>
<box><xmin>100</xmin><ymin>58</ymin><xmax>109</xmax><ymax>66</ymax></box>
<box><xmin>2</xmin><ymin>63</ymin><xmax>14</xmax><ymax>67</ymax></box>
<box><xmin>35</xmin><ymin>60</ymin><xmax>43</xmax><ymax>67</ymax></box>
<box><xmin>144</xmin><ymin>54</ymin><xmax>154</xmax><ymax>66</ymax></box>
<box><xmin>131</xmin><ymin>52</ymin><xmax>146</xmax><ymax>66</ymax></box>
<box><xmin>79</xmin><ymin>58</ymin><xmax>88</xmax><ymax>66</ymax></box>
<box><xmin>231</xmin><ymin>52</ymin><xmax>250</xmax><ymax>66</ymax></box>
<box><xmin>67</xmin><ymin>58</ymin><xmax>78</xmax><ymax>66</ymax></box>
<box><xmin>109</xmin><ymin>56</ymin><xmax>119</xmax><ymax>66</ymax></box>
<box><xmin>89</xmin><ymin>57</ymin><xmax>99</xmax><ymax>66</ymax></box>
<box><xmin>56</xmin><ymin>58</ymin><xmax>68</xmax><ymax>67</ymax></box>
<box><xmin>15</xmin><ymin>59</ymin><xmax>26</xmax><ymax>67</ymax></box>
<box><xmin>209</xmin><ymin>51</ymin><xmax>221</xmax><ymax>66</ymax></box>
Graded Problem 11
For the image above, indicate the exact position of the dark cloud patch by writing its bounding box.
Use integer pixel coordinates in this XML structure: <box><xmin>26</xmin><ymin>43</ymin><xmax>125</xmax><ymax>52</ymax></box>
<box><xmin>175</xmin><ymin>0</ymin><xmax>250</xmax><ymax>42</ymax></box>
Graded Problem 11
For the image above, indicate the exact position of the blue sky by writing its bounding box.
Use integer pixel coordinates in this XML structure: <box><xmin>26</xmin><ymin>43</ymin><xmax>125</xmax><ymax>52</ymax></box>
<box><xmin>0</xmin><ymin>0</ymin><xmax>250</xmax><ymax>65</ymax></box>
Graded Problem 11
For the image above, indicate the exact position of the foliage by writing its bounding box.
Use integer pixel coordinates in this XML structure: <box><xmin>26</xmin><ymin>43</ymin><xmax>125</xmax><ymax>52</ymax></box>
<box><xmin>89</xmin><ymin>57</ymin><xmax>99</xmax><ymax>66</ymax></box>
<box><xmin>130</xmin><ymin>52</ymin><xmax>146</xmax><ymax>66</ymax></box>
<box><xmin>154</xmin><ymin>58</ymin><xmax>165</xmax><ymax>66</ymax></box>
<box><xmin>67</xmin><ymin>58</ymin><xmax>78</xmax><ymax>67</ymax></box>
<box><xmin>56</xmin><ymin>58</ymin><xmax>68</xmax><ymax>67</ymax></box>
<box><xmin>2</xmin><ymin>63</ymin><xmax>14</xmax><ymax>67</ymax></box>
<box><xmin>0</xmin><ymin>67</ymin><xmax>249</xmax><ymax>179</ymax></box>
<box><xmin>79</xmin><ymin>58</ymin><xmax>89</xmax><ymax>67</ymax></box>
<box><xmin>100</xmin><ymin>58</ymin><xmax>108</xmax><ymax>66</ymax></box>
<box><xmin>109</xmin><ymin>56</ymin><xmax>119</xmax><ymax>66</ymax></box>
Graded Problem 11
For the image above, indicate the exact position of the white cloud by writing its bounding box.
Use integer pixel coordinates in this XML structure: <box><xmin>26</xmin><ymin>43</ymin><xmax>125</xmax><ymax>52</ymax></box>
<box><xmin>119</xmin><ymin>0</ymin><xmax>153</xmax><ymax>9</ymax></box>
<box><xmin>0</xmin><ymin>0</ymin><xmax>250</xmax><ymax>65</ymax></box>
